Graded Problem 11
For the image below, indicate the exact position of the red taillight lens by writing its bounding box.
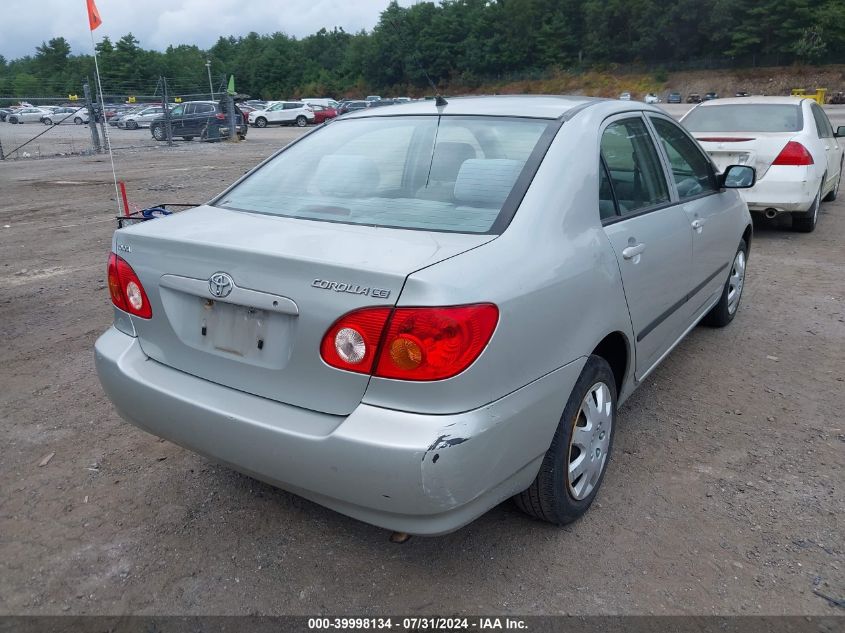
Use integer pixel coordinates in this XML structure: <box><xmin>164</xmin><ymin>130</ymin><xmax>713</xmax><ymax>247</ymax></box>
<box><xmin>215</xmin><ymin>113</ymin><xmax>226</xmax><ymax>120</ymax></box>
<box><xmin>374</xmin><ymin>305</ymin><xmax>499</xmax><ymax>380</ymax></box>
<box><xmin>773</xmin><ymin>141</ymin><xmax>814</xmax><ymax>166</ymax></box>
<box><xmin>320</xmin><ymin>307</ymin><xmax>392</xmax><ymax>374</ymax></box>
<box><xmin>320</xmin><ymin>304</ymin><xmax>498</xmax><ymax>380</ymax></box>
<box><xmin>107</xmin><ymin>252</ymin><xmax>152</xmax><ymax>319</ymax></box>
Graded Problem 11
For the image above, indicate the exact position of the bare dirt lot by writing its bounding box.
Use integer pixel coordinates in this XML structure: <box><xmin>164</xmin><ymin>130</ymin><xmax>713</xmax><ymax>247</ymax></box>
<box><xmin>0</xmin><ymin>114</ymin><xmax>843</xmax><ymax>616</ymax></box>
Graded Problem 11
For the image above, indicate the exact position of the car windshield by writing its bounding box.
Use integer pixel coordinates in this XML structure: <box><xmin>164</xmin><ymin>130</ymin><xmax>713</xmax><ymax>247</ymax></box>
<box><xmin>215</xmin><ymin>115</ymin><xmax>551</xmax><ymax>234</ymax></box>
<box><xmin>684</xmin><ymin>104</ymin><xmax>802</xmax><ymax>133</ymax></box>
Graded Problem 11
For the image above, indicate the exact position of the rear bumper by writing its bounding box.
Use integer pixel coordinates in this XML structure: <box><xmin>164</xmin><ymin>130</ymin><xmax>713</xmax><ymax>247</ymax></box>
<box><xmin>95</xmin><ymin>327</ymin><xmax>582</xmax><ymax>535</ymax></box>
<box><xmin>741</xmin><ymin>166</ymin><xmax>820</xmax><ymax>214</ymax></box>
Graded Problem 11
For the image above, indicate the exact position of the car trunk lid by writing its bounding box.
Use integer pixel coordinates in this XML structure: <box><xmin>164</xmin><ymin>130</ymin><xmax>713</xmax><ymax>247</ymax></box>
<box><xmin>114</xmin><ymin>205</ymin><xmax>494</xmax><ymax>415</ymax></box>
<box><xmin>693</xmin><ymin>132</ymin><xmax>796</xmax><ymax>179</ymax></box>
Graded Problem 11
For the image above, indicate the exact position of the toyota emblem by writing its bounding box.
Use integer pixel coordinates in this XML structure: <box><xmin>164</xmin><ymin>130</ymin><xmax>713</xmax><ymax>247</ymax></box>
<box><xmin>208</xmin><ymin>272</ymin><xmax>234</xmax><ymax>298</ymax></box>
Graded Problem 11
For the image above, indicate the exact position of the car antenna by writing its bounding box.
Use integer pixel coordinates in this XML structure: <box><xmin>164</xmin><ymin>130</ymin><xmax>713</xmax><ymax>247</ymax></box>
<box><xmin>385</xmin><ymin>14</ymin><xmax>447</xmax><ymax>106</ymax></box>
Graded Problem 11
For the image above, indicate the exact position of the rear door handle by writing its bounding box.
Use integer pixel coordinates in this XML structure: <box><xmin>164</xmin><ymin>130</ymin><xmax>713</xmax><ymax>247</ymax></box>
<box><xmin>622</xmin><ymin>243</ymin><xmax>646</xmax><ymax>259</ymax></box>
<box><xmin>691</xmin><ymin>219</ymin><xmax>704</xmax><ymax>233</ymax></box>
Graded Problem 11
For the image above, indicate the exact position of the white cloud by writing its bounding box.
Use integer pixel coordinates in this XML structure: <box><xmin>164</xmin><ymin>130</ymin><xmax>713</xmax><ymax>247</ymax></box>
<box><xmin>0</xmin><ymin>0</ymin><xmax>420</xmax><ymax>60</ymax></box>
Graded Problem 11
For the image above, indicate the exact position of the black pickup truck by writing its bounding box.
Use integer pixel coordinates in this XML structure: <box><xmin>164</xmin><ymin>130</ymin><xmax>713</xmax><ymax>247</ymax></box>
<box><xmin>150</xmin><ymin>100</ymin><xmax>247</xmax><ymax>142</ymax></box>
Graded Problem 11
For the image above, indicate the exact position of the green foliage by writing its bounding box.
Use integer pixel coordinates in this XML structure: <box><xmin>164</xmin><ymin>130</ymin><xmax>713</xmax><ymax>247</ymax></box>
<box><xmin>1</xmin><ymin>0</ymin><xmax>844</xmax><ymax>99</ymax></box>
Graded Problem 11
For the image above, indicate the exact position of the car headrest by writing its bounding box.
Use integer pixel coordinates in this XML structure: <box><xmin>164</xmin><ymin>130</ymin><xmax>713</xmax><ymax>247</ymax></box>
<box><xmin>429</xmin><ymin>142</ymin><xmax>476</xmax><ymax>182</ymax></box>
<box><xmin>317</xmin><ymin>155</ymin><xmax>380</xmax><ymax>198</ymax></box>
<box><xmin>453</xmin><ymin>159</ymin><xmax>524</xmax><ymax>208</ymax></box>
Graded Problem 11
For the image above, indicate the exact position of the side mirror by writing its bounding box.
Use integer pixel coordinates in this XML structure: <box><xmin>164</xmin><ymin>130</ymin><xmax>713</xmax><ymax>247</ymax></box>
<box><xmin>721</xmin><ymin>164</ymin><xmax>756</xmax><ymax>189</ymax></box>
<box><xmin>836</xmin><ymin>126</ymin><xmax>845</xmax><ymax>138</ymax></box>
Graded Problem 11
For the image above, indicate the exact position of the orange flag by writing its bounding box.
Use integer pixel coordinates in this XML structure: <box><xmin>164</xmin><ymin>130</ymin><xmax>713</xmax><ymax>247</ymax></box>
<box><xmin>87</xmin><ymin>0</ymin><xmax>102</xmax><ymax>30</ymax></box>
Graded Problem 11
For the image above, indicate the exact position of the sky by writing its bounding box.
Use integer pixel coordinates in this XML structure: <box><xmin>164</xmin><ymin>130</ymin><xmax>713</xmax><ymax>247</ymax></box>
<box><xmin>0</xmin><ymin>0</ymin><xmax>419</xmax><ymax>60</ymax></box>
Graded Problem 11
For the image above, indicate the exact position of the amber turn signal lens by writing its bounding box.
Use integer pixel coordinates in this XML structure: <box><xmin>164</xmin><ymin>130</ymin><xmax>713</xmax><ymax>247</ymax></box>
<box><xmin>389</xmin><ymin>335</ymin><xmax>424</xmax><ymax>370</ymax></box>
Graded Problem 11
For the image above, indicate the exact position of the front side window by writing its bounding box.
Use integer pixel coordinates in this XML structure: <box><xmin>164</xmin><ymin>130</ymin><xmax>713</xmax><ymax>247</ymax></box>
<box><xmin>216</xmin><ymin>116</ymin><xmax>552</xmax><ymax>234</ymax></box>
<box><xmin>170</xmin><ymin>105</ymin><xmax>184</xmax><ymax>116</ymax></box>
<box><xmin>600</xmin><ymin>117</ymin><xmax>670</xmax><ymax>214</ymax></box>
<box><xmin>650</xmin><ymin>117</ymin><xmax>717</xmax><ymax>200</ymax></box>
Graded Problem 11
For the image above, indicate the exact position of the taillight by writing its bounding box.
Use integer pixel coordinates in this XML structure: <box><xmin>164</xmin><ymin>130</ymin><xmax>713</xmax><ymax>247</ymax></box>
<box><xmin>319</xmin><ymin>304</ymin><xmax>498</xmax><ymax>381</ymax></box>
<box><xmin>773</xmin><ymin>141</ymin><xmax>814</xmax><ymax>166</ymax></box>
<box><xmin>107</xmin><ymin>252</ymin><xmax>152</xmax><ymax>318</ymax></box>
<box><xmin>320</xmin><ymin>307</ymin><xmax>392</xmax><ymax>374</ymax></box>
<box><xmin>215</xmin><ymin>113</ymin><xmax>226</xmax><ymax>120</ymax></box>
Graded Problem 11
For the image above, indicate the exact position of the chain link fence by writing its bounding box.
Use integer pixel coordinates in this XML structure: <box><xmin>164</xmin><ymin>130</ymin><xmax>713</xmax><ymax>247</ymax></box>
<box><xmin>0</xmin><ymin>74</ymin><xmax>239</xmax><ymax>160</ymax></box>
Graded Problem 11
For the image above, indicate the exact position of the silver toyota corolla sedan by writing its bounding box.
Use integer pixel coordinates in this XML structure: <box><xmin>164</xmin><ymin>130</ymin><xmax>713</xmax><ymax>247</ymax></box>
<box><xmin>95</xmin><ymin>96</ymin><xmax>755</xmax><ymax>535</ymax></box>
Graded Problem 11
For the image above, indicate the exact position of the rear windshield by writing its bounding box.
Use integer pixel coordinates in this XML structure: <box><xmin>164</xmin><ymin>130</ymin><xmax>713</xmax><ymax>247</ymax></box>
<box><xmin>215</xmin><ymin>115</ymin><xmax>552</xmax><ymax>234</ymax></box>
<box><xmin>683</xmin><ymin>104</ymin><xmax>802</xmax><ymax>133</ymax></box>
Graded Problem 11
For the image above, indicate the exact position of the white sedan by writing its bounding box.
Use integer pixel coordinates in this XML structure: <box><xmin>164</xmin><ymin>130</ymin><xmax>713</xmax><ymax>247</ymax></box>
<box><xmin>681</xmin><ymin>96</ymin><xmax>843</xmax><ymax>232</ymax></box>
<box><xmin>7</xmin><ymin>107</ymin><xmax>53</xmax><ymax>124</ymax></box>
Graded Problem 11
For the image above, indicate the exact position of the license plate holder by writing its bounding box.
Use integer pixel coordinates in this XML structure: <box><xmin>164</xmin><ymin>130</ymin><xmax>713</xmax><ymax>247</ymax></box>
<box><xmin>204</xmin><ymin>300</ymin><xmax>267</xmax><ymax>356</ymax></box>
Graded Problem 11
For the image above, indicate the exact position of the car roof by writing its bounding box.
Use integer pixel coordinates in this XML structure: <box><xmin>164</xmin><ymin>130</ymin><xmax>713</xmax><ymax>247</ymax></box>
<box><xmin>697</xmin><ymin>96</ymin><xmax>806</xmax><ymax>106</ymax></box>
<box><xmin>342</xmin><ymin>95</ymin><xmax>601</xmax><ymax>120</ymax></box>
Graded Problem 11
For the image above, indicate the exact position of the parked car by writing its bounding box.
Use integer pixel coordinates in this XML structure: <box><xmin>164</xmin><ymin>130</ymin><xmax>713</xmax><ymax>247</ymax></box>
<box><xmin>667</xmin><ymin>92</ymin><xmax>682</xmax><ymax>104</ymax></box>
<box><xmin>310</xmin><ymin>104</ymin><xmax>338</xmax><ymax>124</ymax></box>
<box><xmin>245</xmin><ymin>100</ymin><xmax>268</xmax><ymax>109</ymax></box>
<box><xmin>119</xmin><ymin>106</ymin><xmax>170</xmax><ymax>129</ymax></box>
<box><xmin>150</xmin><ymin>100</ymin><xmax>248</xmax><ymax>141</ymax></box>
<box><xmin>368</xmin><ymin>98</ymin><xmax>400</xmax><ymax>108</ymax></box>
<box><xmin>828</xmin><ymin>92</ymin><xmax>845</xmax><ymax>105</ymax></box>
<box><xmin>735</xmin><ymin>91</ymin><xmax>750</xmax><ymax>98</ymax></box>
<box><xmin>109</xmin><ymin>107</ymin><xmax>141</xmax><ymax>127</ymax></box>
<box><xmin>337</xmin><ymin>100</ymin><xmax>369</xmax><ymax>115</ymax></box>
<box><xmin>1</xmin><ymin>107</ymin><xmax>17</xmax><ymax>121</ymax></box>
<box><xmin>95</xmin><ymin>96</ymin><xmax>754</xmax><ymax>535</ymax></box>
<box><xmin>704</xmin><ymin>92</ymin><xmax>719</xmax><ymax>101</ymax></box>
<box><xmin>682</xmin><ymin>96</ymin><xmax>843</xmax><ymax>232</ymax></box>
<box><xmin>41</xmin><ymin>106</ymin><xmax>89</xmax><ymax>125</ymax></box>
<box><xmin>7</xmin><ymin>107</ymin><xmax>52</xmax><ymax>123</ymax></box>
<box><xmin>686</xmin><ymin>93</ymin><xmax>703</xmax><ymax>104</ymax></box>
<box><xmin>644</xmin><ymin>93</ymin><xmax>660</xmax><ymax>104</ymax></box>
<box><xmin>365</xmin><ymin>95</ymin><xmax>382</xmax><ymax>101</ymax></box>
<box><xmin>618</xmin><ymin>92</ymin><xmax>632</xmax><ymax>101</ymax></box>
<box><xmin>249</xmin><ymin>101</ymin><xmax>315</xmax><ymax>128</ymax></box>
<box><xmin>301</xmin><ymin>98</ymin><xmax>340</xmax><ymax>109</ymax></box>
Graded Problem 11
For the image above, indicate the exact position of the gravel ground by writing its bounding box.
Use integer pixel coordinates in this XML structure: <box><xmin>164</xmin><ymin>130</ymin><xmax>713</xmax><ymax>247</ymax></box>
<box><xmin>0</xmin><ymin>110</ymin><xmax>843</xmax><ymax>616</ymax></box>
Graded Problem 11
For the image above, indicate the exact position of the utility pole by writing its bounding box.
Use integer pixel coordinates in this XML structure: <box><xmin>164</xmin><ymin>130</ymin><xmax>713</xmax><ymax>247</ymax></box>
<box><xmin>161</xmin><ymin>76</ymin><xmax>174</xmax><ymax>147</ymax></box>
<box><xmin>83</xmin><ymin>79</ymin><xmax>102</xmax><ymax>153</ymax></box>
<box><xmin>206</xmin><ymin>59</ymin><xmax>214</xmax><ymax>100</ymax></box>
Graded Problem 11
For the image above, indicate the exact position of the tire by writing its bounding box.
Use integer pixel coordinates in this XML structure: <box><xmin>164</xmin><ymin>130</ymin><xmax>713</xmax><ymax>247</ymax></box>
<box><xmin>182</xmin><ymin>136</ymin><xmax>194</xmax><ymax>141</ymax></box>
<box><xmin>255</xmin><ymin>117</ymin><xmax>267</xmax><ymax>128</ymax></box>
<box><xmin>238</xmin><ymin>134</ymin><xmax>246</xmax><ymax>141</ymax></box>
<box><xmin>295</xmin><ymin>115</ymin><xmax>307</xmax><ymax>127</ymax></box>
<box><xmin>151</xmin><ymin>124</ymin><xmax>165</xmax><ymax>141</ymax></box>
<box><xmin>792</xmin><ymin>183</ymin><xmax>822</xmax><ymax>233</ymax></box>
<box><xmin>514</xmin><ymin>355</ymin><xmax>616</xmax><ymax>525</ymax></box>
<box><xmin>74</xmin><ymin>117</ymin><xmax>83</xmax><ymax>124</ymax></box>
<box><xmin>9</xmin><ymin>118</ymin><xmax>18</xmax><ymax>124</ymax></box>
<box><xmin>126</xmin><ymin>120</ymin><xmax>138</xmax><ymax>130</ymax></box>
<box><xmin>43</xmin><ymin>118</ymin><xmax>53</xmax><ymax>125</ymax></box>
<box><xmin>703</xmin><ymin>239</ymin><xmax>747</xmax><ymax>327</ymax></box>
<box><xmin>823</xmin><ymin>161</ymin><xmax>842</xmax><ymax>202</ymax></box>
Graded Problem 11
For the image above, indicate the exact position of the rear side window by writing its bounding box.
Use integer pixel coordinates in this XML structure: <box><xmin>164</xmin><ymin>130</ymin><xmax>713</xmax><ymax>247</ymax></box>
<box><xmin>215</xmin><ymin>116</ymin><xmax>552</xmax><ymax>234</ymax></box>
<box><xmin>601</xmin><ymin>118</ymin><xmax>670</xmax><ymax>214</ymax></box>
<box><xmin>810</xmin><ymin>104</ymin><xmax>834</xmax><ymax>138</ymax></box>
<box><xmin>683</xmin><ymin>104</ymin><xmax>802</xmax><ymax>133</ymax></box>
<box><xmin>650</xmin><ymin>117</ymin><xmax>717</xmax><ymax>199</ymax></box>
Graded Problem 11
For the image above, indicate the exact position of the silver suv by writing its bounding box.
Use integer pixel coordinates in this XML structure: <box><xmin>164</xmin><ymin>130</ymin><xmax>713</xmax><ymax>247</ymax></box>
<box><xmin>96</xmin><ymin>96</ymin><xmax>754</xmax><ymax>535</ymax></box>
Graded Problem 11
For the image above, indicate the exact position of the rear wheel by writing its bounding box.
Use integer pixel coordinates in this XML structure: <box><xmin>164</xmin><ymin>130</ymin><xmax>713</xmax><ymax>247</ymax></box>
<box><xmin>792</xmin><ymin>183</ymin><xmax>822</xmax><ymax>232</ymax></box>
<box><xmin>254</xmin><ymin>117</ymin><xmax>267</xmax><ymax>128</ymax></box>
<box><xmin>74</xmin><ymin>117</ymin><xmax>83</xmax><ymax>124</ymax></box>
<box><xmin>823</xmin><ymin>161</ymin><xmax>842</xmax><ymax>202</ymax></box>
<box><xmin>296</xmin><ymin>115</ymin><xmax>307</xmax><ymax>127</ymax></box>
<box><xmin>151</xmin><ymin>124</ymin><xmax>165</xmax><ymax>141</ymax></box>
<box><xmin>514</xmin><ymin>355</ymin><xmax>616</xmax><ymax>525</ymax></box>
<box><xmin>126</xmin><ymin>120</ymin><xmax>138</xmax><ymax>130</ymax></box>
<box><xmin>43</xmin><ymin>118</ymin><xmax>53</xmax><ymax>125</ymax></box>
<box><xmin>703</xmin><ymin>239</ymin><xmax>747</xmax><ymax>327</ymax></box>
